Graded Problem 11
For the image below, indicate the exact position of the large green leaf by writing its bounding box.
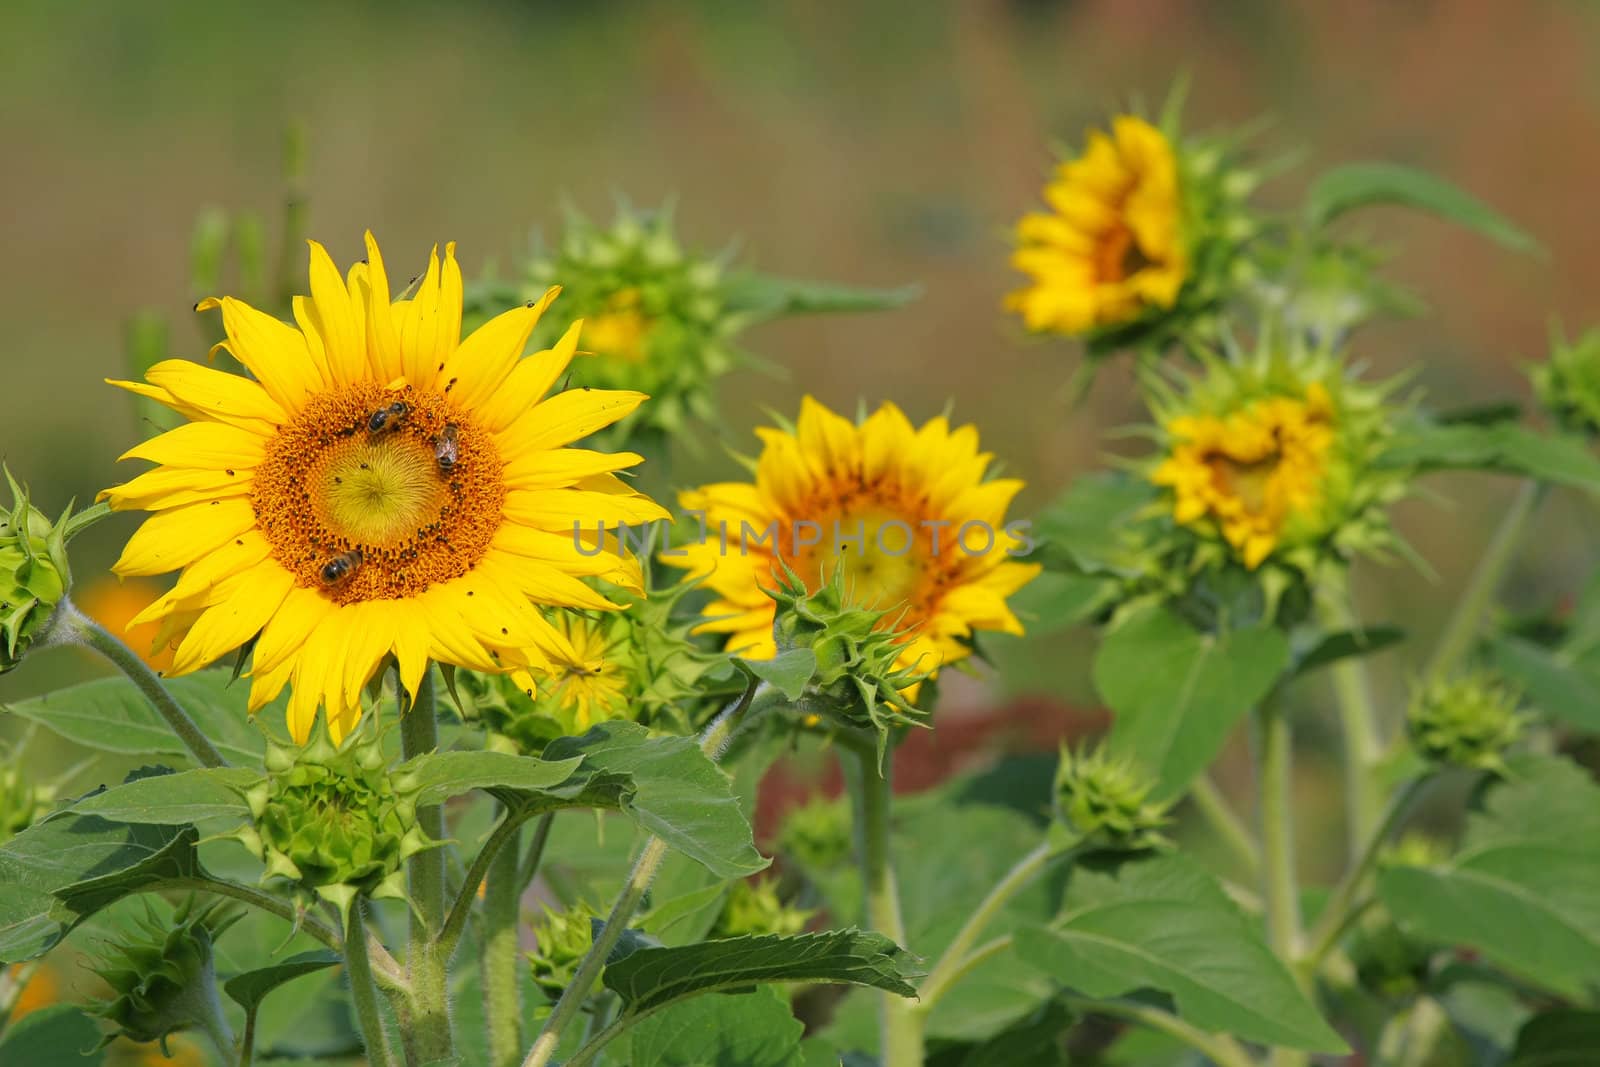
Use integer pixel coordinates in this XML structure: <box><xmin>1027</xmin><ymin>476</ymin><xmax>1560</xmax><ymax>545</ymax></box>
<box><xmin>1491</xmin><ymin>635</ymin><xmax>1600</xmax><ymax>734</ymax></box>
<box><xmin>1014</xmin><ymin>853</ymin><xmax>1346</xmax><ymax>1053</ymax></box>
<box><xmin>719</xmin><ymin>273</ymin><xmax>920</xmax><ymax>318</ymax></box>
<box><xmin>3</xmin><ymin>668</ymin><xmax>268</xmax><ymax>764</ymax></box>
<box><xmin>1508</xmin><ymin>1011</ymin><xmax>1600</xmax><ymax>1067</ymax></box>
<box><xmin>0</xmin><ymin>806</ymin><xmax>198</xmax><ymax>962</ymax></box>
<box><xmin>626</xmin><ymin>986</ymin><xmax>805</xmax><ymax>1067</ymax></box>
<box><xmin>401</xmin><ymin>750</ymin><xmax>583</xmax><ymax>805</ymax></box>
<box><xmin>544</xmin><ymin>723</ymin><xmax>767</xmax><ymax>880</ymax></box>
<box><xmin>1008</xmin><ymin>571</ymin><xmax>1119</xmax><ymax>637</ymax></box>
<box><xmin>223</xmin><ymin>950</ymin><xmax>343</xmax><ymax>1013</ymax></box>
<box><xmin>1378</xmin><ymin>754</ymin><xmax>1600</xmax><ymax>999</ymax></box>
<box><xmin>1094</xmin><ymin>606</ymin><xmax>1289</xmax><ymax>800</ymax></box>
<box><xmin>1306</xmin><ymin>162</ymin><xmax>1540</xmax><ymax>253</ymax></box>
<box><xmin>1033</xmin><ymin>474</ymin><xmax>1159</xmax><ymax>578</ymax></box>
<box><xmin>0</xmin><ymin>1004</ymin><xmax>105</xmax><ymax>1065</ymax></box>
<box><xmin>1378</xmin><ymin>421</ymin><xmax>1600</xmax><ymax>493</ymax></box>
<box><xmin>71</xmin><ymin>766</ymin><xmax>260</xmax><ymax>825</ymax></box>
<box><xmin>603</xmin><ymin>929</ymin><xmax>920</xmax><ymax>1016</ymax></box>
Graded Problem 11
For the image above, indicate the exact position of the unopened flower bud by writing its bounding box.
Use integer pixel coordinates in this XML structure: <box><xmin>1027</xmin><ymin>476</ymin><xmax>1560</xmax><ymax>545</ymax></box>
<box><xmin>1053</xmin><ymin>744</ymin><xmax>1170</xmax><ymax>851</ymax></box>
<box><xmin>1407</xmin><ymin>671</ymin><xmax>1523</xmax><ymax>772</ymax></box>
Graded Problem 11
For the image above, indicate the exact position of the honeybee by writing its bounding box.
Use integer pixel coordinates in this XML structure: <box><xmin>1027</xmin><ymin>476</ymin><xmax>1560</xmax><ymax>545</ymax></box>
<box><xmin>434</xmin><ymin>424</ymin><xmax>460</xmax><ymax>473</ymax></box>
<box><xmin>320</xmin><ymin>549</ymin><xmax>363</xmax><ymax>585</ymax></box>
<box><xmin>367</xmin><ymin>400</ymin><xmax>410</xmax><ymax>435</ymax></box>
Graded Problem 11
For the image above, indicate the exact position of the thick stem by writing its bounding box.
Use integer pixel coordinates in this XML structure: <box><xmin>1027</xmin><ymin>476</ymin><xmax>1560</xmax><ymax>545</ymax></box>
<box><xmin>59</xmin><ymin>599</ymin><xmax>228</xmax><ymax>769</ymax></box>
<box><xmin>1428</xmin><ymin>479</ymin><xmax>1544</xmax><ymax>683</ymax></box>
<box><xmin>1188</xmin><ymin>775</ymin><xmax>1261</xmax><ymax>877</ymax></box>
<box><xmin>847</xmin><ymin>747</ymin><xmax>922</xmax><ymax>1067</ymax></box>
<box><xmin>1257</xmin><ymin>700</ymin><xmax>1307</xmax><ymax>1067</ymax></box>
<box><xmin>345</xmin><ymin>901</ymin><xmax>397</xmax><ymax>1067</ymax></box>
<box><xmin>236</xmin><ymin>1007</ymin><xmax>257</xmax><ymax>1067</ymax></box>
<box><xmin>483</xmin><ymin>811</ymin><xmax>527</xmax><ymax>1067</ymax></box>
<box><xmin>401</xmin><ymin>669</ymin><xmax>452</xmax><ymax>1062</ymax></box>
<box><xmin>917</xmin><ymin>842</ymin><xmax>1062</xmax><ymax>1011</ymax></box>
<box><xmin>440</xmin><ymin>805</ymin><xmax>532</xmax><ymax>960</ymax></box>
<box><xmin>1319</xmin><ymin>586</ymin><xmax>1387</xmax><ymax>864</ymax></box>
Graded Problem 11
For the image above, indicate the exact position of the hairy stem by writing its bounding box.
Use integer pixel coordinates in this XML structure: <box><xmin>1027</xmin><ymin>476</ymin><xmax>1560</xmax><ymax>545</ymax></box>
<box><xmin>439</xmin><ymin>804</ymin><xmax>532</xmax><ymax>960</ymax></box>
<box><xmin>1257</xmin><ymin>699</ymin><xmax>1307</xmax><ymax>1067</ymax></box>
<box><xmin>345</xmin><ymin>901</ymin><xmax>397</xmax><ymax>1067</ymax></box>
<box><xmin>483</xmin><ymin>810</ymin><xmax>528</xmax><ymax>1067</ymax></box>
<box><xmin>1428</xmin><ymin>479</ymin><xmax>1544</xmax><ymax>682</ymax></box>
<box><xmin>401</xmin><ymin>669</ymin><xmax>452</xmax><ymax>1062</ymax></box>
<box><xmin>59</xmin><ymin>599</ymin><xmax>228</xmax><ymax>769</ymax></box>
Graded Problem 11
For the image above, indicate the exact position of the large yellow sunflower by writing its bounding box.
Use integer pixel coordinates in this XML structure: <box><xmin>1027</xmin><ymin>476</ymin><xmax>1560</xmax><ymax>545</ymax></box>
<box><xmin>101</xmin><ymin>234</ymin><xmax>667</xmax><ymax>742</ymax></box>
<box><xmin>665</xmin><ymin>397</ymin><xmax>1039</xmax><ymax>678</ymax></box>
<box><xmin>1006</xmin><ymin>115</ymin><xmax>1187</xmax><ymax>335</ymax></box>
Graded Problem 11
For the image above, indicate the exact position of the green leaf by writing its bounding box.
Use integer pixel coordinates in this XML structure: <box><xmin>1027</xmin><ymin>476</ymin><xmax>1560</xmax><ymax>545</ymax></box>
<box><xmin>3</xmin><ymin>668</ymin><xmax>268</xmax><ymax>764</ymax></box>
<box><xmin>942</xmin><ymin>999</ymin><xmax>1073</xmax><ymax>1067</ymax></box>
<box><xmin>1378</xmin><ymin>421</ymin><xmax>1600</xmax><ymax>493</ymax></box>
<box><xmin>627</xmin><ymin>986</ymin><xmax>805</xmax><ymax>1067</ymax></box>
<box><xmin>1293</xmin><ymin>625</ymin><xmax>1405</xmax><ymax>677</ymax></box>
<box><xmin>1094</xmin><ymin>606</ymin><xmax>1290</xmax><ymax>800</ymax></box>
<box><xmin>1034</xmin><ymin>475</ymin><xmax>1158</xmax><ymax>578</ymax></box>
<box><xmin>223</xmin><ymin>950</ymin><xmax>343</xmax><ymax>1012</ymax></box>
<box><xmin>604</xmin><ymin>929</ymin><xmax>921</xmax><ymax>1017</ymax></box>
<box><xmin>0</xmin><ymin>807</ymin><xmax>198</xmax><ymax>961</ymax></box>
<box><xmin>1508</xmin><ymin>1011</ymin><xmax>1600</xmax><ymax>1067</ymax></box>
<box><xmin>70</xmin><ymin>766</ymin><xmax>260</xmax><ymax>825</ymax></box>
<box><xmin>1307</xmin><ymin>162</ymin><xmax>1540</xmax><ymax>253</ymax></box>
<box><xmin>1015</xmin><ymin>853</ymin><xmax>1346</xmax><ymax>1053</ymax></box>
<box><xmin>544</xmin><ymin>723</ymin><xmax>767</xmax><ymax>879</ymax></box>
<box><xmin>1008</xmin><ymin>572</ymin><xmax>1119</xmax><ymax>637</ymax></box>
<box><xmin>719</xmin><ymin>273</ymin><xmax>920</xmax><ymax>318</ymax></box>
<box><xmin>0</xmin><ymin>1004</ymin><xmax>105</xmax><ymax>1065</ymax></box>
<box><xmin>401</xmin><ymin>751</ymin><xmax>583</xmax><ymax>806</ymax></box>
<box><xmin>1490</xmin><ymin>635</ymin><xmax>1600</xmax><ymax>734</ymax></box>
<box><xmin>736</xmin><ymin>649</ymin><xmax>816</xmax><ymax>702</ymax></box>
<box><xmin>1378</xmin><ymin>754</ymin><xmax>1600</xmax><ymax>999</ymax></box>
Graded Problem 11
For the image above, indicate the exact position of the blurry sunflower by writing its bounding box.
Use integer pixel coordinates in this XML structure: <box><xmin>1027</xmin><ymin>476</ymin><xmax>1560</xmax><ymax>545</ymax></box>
<box><xmin>665</xmin><ymin>397</ymin><xmax>1039</xmax><ymax>679</ymax></box>
<box><xmin>75</xmin><ymin>576</ymin><xmax>176</xmax><ymax>672</ymax></box>
<box><xmin>101</xmin><ymin>234</ymin><xmax>667</xmax><ymax>742</ymax></box>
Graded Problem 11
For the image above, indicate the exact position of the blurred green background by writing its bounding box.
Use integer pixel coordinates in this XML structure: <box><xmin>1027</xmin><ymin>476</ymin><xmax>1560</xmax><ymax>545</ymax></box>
<box><xmin>2</xmin><ymin>0</ymin><xmax>1597</xmax><ymax>730</ymax></box>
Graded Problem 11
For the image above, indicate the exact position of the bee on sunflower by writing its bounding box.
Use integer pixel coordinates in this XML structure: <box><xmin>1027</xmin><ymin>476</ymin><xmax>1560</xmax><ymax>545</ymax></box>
<box><xmin>99</xmin><ymin>234</ymin><xmax>668</xmax><ymax>743</ymax></box>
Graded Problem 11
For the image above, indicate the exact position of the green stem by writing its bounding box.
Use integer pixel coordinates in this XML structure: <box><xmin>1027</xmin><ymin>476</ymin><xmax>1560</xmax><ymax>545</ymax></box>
<box><xmin>483</xmin><ymin>810</ymin><xmax>528</xmax><ymax>1067</ymax></box>
<box><xmin>520</xmin><ymin>686</ymin><xmax>757</xmax><ymax>1067</ymax></box>
<box><xmin>1188</xmin><ymin>775</ymin><xmax>1261</xmax><ymax>877</ymax></box>
<box><xmin>1257</xmin><ymin>700</ymin><xmax>1307</xmax><ymax>1067</ymax></box>
<box><xmin>59</xmin><ymin>599</ymin><xmax>228</xmax><ymax>769</ymax></box>
<box><xmin>236</xmin><ymin>1007</ymin><xmax>257</xmax><ymax>1067</ymax></box>
<box><xmin>1072</xmin><ymin>996</ymin><xmax>1257</xmax><ymax>1067</ymax></box>
<box><xmin>401</xmin><ymin>668</ymin><xmax>452</xmax><ymax>1062</ymax></box>
<box><xmin>439</xmin><ymin>804</ymin><xmax>533</xmax><ymax>960</ymax></box>
<box><xmin>1428</xmin><ymin>479</ymin><xmax>1545</xmax><ymax>682</ymax></box>
<box><xmin>345</xmin><ymin>901</ymin><xmax>397</xmax><ymax>1067</ymax></box>
<box><xmin>847</xmin><ymin>747</ymin><xmax>922</xmax><ymax>1067</ymax></box>
<box><xmin>1318</xmin><ymin>586</ymin><xmax>1387</xmax><ymax>864</ymax></box>
<box><xmin>516</xmin><ymin>812</ymin><xmax>556</xmax><ymax>895</ymax></box>
<box><xmin>917</xmin><ymin>842</ymin><xmax>1063</xmax><ymax>1011</ymax></box>
<box><xmin>1302</xmin><ymin>778</ymin><xmax>1426</xmax><ymax>974</ymax></box>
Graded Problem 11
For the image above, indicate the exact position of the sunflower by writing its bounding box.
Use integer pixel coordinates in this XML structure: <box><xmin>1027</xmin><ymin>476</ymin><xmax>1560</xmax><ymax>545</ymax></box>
<box><xmin>101</xmin><ymin>234</ymin><xmax>667</xmax><ymax>742</ymax></box>
<box><xmin>1006</xmin><ymin>115</ymin><xmax>1188</xmax><ymax>335</ymax></box>
<box><xmin>665</xmin><ymin>397</ymin><xmax>1039</xmax><ymax>678</ymax></box>
<box><xmin>511</xmin><ymin>611</ymin><xmax>631</xmax><ymax>732</ymax></box>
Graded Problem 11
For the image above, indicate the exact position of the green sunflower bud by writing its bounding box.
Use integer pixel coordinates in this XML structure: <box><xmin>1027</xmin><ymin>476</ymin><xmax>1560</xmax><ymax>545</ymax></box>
<box><xmin>1531</xmin><ymin>325</ymin><xmax>1600</xmax><ymax>437</ymax></box>
<box><xmin>710</xmin><ymin>878</ymin><xmax>813</xmax><ymax>940</ymax></box>
<box><xmin>768</xmin><ymin>565</ymin><xmax>929</xmax><ymax>756</ymax></box>
<box><xmin>1406</xmin><ymin>671</ymin><xmax>1524</xmax><ymax>772</ymax></box>
<box><xmin>528</xmin><ymin>901</ymin><xmax>602</xmax><ymax>1002</ymax></box>
<box><xmin>1</xmin><ymin>467</ymin><xmax>102</xmax><ymax>674</ymax></box>
<box><xmin>86</xmin><ymin>896</ymin><xmax>241</xmax><ymax>1053</ymax></box>
<box><xmin>777</xmin><ymin>793</ymin><xmax>853</xmax><ymax>873</ymax></box>
<box><xmin>233</xmin><ymin>725</ymin><xmax>435</xmax><ymax>914</ymax></box>
<box><xmin>1053</xmin><ymin>744</ymin><xmax>1171</xmax><ymax>851</ymax></box>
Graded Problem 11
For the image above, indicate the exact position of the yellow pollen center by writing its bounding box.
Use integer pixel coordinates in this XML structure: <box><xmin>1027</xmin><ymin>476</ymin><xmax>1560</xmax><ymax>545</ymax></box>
<box><xmin>317</xmin><ymin>439</ymin><xmax>447</xmax><ymax>546</ymax></box>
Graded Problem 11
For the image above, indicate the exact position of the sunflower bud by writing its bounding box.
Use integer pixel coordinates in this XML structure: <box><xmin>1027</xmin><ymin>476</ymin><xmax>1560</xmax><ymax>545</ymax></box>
<box><xmin>1530</xmin><ymin>325</ymin><xmax>1600</xmax><ymax>437</ymax></box>
<box><xmin>528</xmin><ymin>901</ymin><xmax>602</xmax><ymax>1002</ymax></box>
<box><xmin>1053</xmin><ymin>744</ymin><xmax>1171</xmax><ymax>851</ymax></box>
<box><xmin>1</xmin><ymin>468</ymin><xmax>94</xmax><ymax>674</ymax></box>
<box><xmin>232</xmin><ymin>726</ymin><xmax>434</xmax><ymax>914</ymax></box>
<box><xmin>768</xmin><ymin>565</ymin><xmax>928</xmax><ymax>752</ymax></box>
<box><xmin>710</xmin><ymin>878</ymin><xmax>813</xmax><ymax>939</ymax></box>
<box><xmin>777</xmin><ymin>794</ymin><xmax>853</xmax><ymax>873</ymax></box>
<box><xmin>86</xmin><ymin>896</ymin><xmax>241</xmax><ymax>1053</ymax></box>
<box><xmin>1406</xmin><ymin>671</ymin><xmax>1524</xmax><ymax>772</ymax></box>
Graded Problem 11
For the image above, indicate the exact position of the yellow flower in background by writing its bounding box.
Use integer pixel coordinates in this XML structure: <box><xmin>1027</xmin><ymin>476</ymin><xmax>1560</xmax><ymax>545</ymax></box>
<box><xmin>1007</xmin><ymin>115</ymin><xmax>1188</xmax><ymax>335</ymax></box>
<box><xmin>580</xmin><ymin>288</ymin><xmax>651</xmax><ymax>364</ymax></box>
<box><xmin>1152</xmin><ymin>383</ymin><xmax>1335</xmax><ymax>569</ymax></box>
<box><xmin>75</xmin><ymin>576</ymin><xmax>176</xmax><ymax>672</ymax></box>
<box><xmin>511</xmin><ymin>611</ymin><xmax>630</xmax><ymax>732</ymax></box>
<box><xmin>666</xmin><ymin>397</ymin><xmax>1039</xmax><ymax>678</ymax></box>
<box><xmin>100</xmin><ymin>234</ymin><xmax>667</xmax><ymax>743</ymax></box>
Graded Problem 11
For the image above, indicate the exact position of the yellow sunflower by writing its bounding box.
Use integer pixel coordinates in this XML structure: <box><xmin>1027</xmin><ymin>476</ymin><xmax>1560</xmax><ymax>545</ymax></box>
<box><xmin>101</xmin><ymin>234</ymin><xmax>667</xmax><ymax>742</ymax></box>
<box><xmin>1151</xmin><ymin>383</ymin><xmax>1335</xmax><ymax>569</ymax></box>
<box><xmin>510</xmin><ymin>611</ymin><xmax>630</xmax><ymax>732</ymax></box>
<box><xmin>665</xmin><ymin>397</ymin><xmax>1039</xmax><ymax>678</ymax></box>
<box><xmin>1006</xmin><ymin>115</ymin><xmax>1187</xmax><ymax>335</ymax></box>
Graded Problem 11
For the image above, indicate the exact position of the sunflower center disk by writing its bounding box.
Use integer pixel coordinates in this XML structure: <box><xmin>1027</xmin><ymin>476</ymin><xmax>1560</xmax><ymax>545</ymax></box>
<box><xmin>786</xmin><ymin>509</ymin><xmax>933</xmax><ymax>618</ymax></box>
<box><xmin>251</xmin><ymin>383</ymin><xmax>505</xmax><ymax>605</ymax></box>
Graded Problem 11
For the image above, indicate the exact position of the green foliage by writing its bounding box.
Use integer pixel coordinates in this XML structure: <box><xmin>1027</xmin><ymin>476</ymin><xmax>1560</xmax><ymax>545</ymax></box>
<box><xmin>1306</xmin><ymin>162</ymin><xmax>1541</xmax><ymax>253</ymax></box>
<box><xmin>625</xmin><ymin>986</ymin><xmax>806</xmax><ymax>1067</ymax></box>
<box><xmin>0</xmin><ymin>1004</ymin><xmax>106</xmax><ymax>1066</ymax></box>
<box><xmin>222</xmin><ymin>949</ymin><xmax>342</xmax><ymax>1013</ymax></box>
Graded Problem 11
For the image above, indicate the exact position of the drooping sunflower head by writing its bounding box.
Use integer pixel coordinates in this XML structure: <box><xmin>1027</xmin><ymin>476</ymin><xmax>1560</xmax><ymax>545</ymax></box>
<box><xmin>101</xmin><ymin>234</ymin><xmax>668</xmax><ymax>743</ymax></box>
<box><xmin>1006</xmin><ymin>108</ymin><xmax>1259</xmax><ymax>351</ymax></box>
<box><xmin>1146</xmin><ymin>346</ymin><xmax>1402</xmax><ymax>582</ymax></box>
<box><xmin>665</xmin><ymin>397</ymin><xmax>1040</xmax><ymax>682</ymax></box>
